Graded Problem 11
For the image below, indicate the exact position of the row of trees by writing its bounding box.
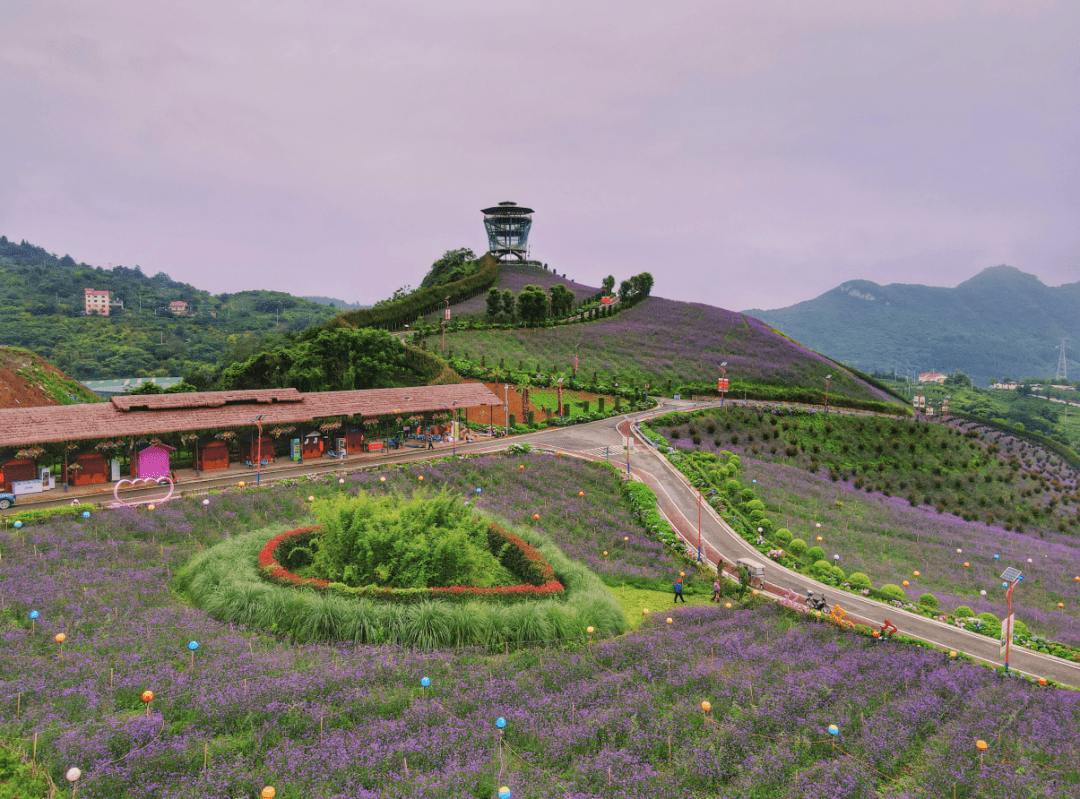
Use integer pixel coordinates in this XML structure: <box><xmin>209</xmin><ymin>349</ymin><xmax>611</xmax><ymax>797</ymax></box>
<box><xmin>482</xmin><ymin>272</ymin><xmax>654</xmax><ymax>325</ymax></box>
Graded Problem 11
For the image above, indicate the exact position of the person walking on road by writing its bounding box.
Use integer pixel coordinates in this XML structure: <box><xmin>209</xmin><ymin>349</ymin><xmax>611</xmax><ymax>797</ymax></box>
<box><xmin>674</xmin><ymin>578</ymin><xmax>686</xmax><ymax>604</ymax></box>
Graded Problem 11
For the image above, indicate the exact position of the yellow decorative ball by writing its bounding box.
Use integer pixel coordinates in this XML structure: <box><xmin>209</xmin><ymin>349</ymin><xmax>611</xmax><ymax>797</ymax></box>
<box><xmin>724</xmin><ymin>602</ymin><xmax>732</xmax><ymax>609</ymax></box>
<box><xmin>586</xmin><ymin>626</ymin><xmax>594</xmax><ymax>634</ymax></box>
<box><xmin>665</xmin><ymin>617</ymin><xmax>673</xmax><ymax>624</ymax></box>
<box><xmin>261</xmin><ymin>788</ymin><xmax>277</xmax><ymax>799</ymax></box>
<box><xmin>701</xmin><ymin>700</ymin><xmax>712</xmax><ymax>713</ymax></box>
<box><xmin>238</xmin><ymin>481</ymin><xmax>246</xmax><ymax>488</ymax></box>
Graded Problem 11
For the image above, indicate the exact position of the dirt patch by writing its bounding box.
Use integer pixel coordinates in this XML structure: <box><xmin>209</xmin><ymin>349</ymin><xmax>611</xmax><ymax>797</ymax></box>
<box><xmin>0</xmin><ymin>347</ymin><xmax>98</xmax><ymax>408</ymax></box>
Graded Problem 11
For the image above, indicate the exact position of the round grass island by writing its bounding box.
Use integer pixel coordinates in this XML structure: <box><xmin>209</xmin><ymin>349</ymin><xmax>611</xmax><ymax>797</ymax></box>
<box><xmin>177</xmin><ymin>490</ymin><xmax>625</xmax><ymax>647</ymax></box>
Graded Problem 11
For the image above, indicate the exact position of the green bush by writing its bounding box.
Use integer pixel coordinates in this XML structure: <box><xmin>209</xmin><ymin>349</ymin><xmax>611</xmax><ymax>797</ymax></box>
<box><xmin>977</xmin><ymin>612</ymin><xmax>1000</xmax><ymax>628</ymax></box>
<box><xmin>847</xmin><ymin>572</ymin><xmax>871</xmax><ymax>591</ymax></box>
<box><xmin>811</xmin><ymin>560</ymin><xmax>833</xmax><ymax>579</ymax></box>
<box><xmin>829</xmin><ymin>566</ymin><xmax>845</xmax><ymax>583</ymax></box>
<box><xmin>917</xmin><ymin>593</ymin><xmax>939</xmax><ymax>610</ymax></box>
<box><xmin>788</xmin><ymin>538</ymin><xmax>808</xmax><ymax>557</ymax></box>
<box><xmin>806</xmin><ymin>546</ymin><xmax>825</xmax><ymax>562</ymax></box>
<box><xmin>743</xmin><ymin>499</ymin><xmax>765</xmax><ymax>512</ymax></box>
<box><xmin>879</xmin><ymin>584</ymin><xmax>907</xmax><ymax>602</ymax></box>
<box><xmin>312</xmin><ymin>490</ymin><xmax>512</xmax><ymax>589</ymax></box>
<box><xmin>725</xmin><ymin>479</ymin><xmax>742</xmax><ymax>495</ymax></box>
<box><xmin>774</xmin><ymin>528</ymin><xmax>792</xmax><ymax>545</ymax></box>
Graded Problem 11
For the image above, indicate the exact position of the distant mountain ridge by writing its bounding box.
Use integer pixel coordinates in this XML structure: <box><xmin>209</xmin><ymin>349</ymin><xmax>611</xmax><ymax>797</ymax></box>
<box><xmin>745</xmin><ymin>265</ymin><xmax>1080</xmax><ymax>387</ymax></box>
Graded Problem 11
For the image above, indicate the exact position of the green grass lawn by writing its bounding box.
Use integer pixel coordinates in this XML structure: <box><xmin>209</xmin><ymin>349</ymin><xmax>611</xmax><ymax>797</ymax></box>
<box><xmin>609</xmin><ymin>584</ymin><xmax>719</xmax><ymax>628</ymax></box>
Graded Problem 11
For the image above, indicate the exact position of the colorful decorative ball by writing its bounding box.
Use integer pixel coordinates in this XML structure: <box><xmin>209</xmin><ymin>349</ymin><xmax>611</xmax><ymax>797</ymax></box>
<box><xmin>963</xmin><ymin>562</ymin><xmax>970</xmax><ymax>568</ymax></box>
<box><xmin>420</xmin><ymin>677</ymin><xmax>430</xmax><ymax>687</ymax></box>
<box><xmin>902</xmin><ymin>580</ymin><xmax>910</xmax><ymax>587</ymax></box>
<box><xmin>202</xmin><ymin>499</ymin><xmax>210</xmax><ymax>506</ymax></box>
<box><xmin>828</xmin><ymin>724</ymin><xmax>839</xmax><ymax>736</ymax></box>
<box><xmin>623</xmin><ymin>536</ymin><xmax>629</xmax><ymax>542</ymax></box>
<box><xmin>141</xmin><ymin>690</ymin><xmax>154</xmax><ymax>703</ymax></box>
<box><xmin>82</xmin><ymin>510</ymin><xmax>91</xmax><ymax>518</ymax></box>
<box><xmin>603</xmin><ymin>551</ymin><xmax>608</xmax><ymax>557</ymax></box>
<box><xmin>680</xmin><ymin>571</ymin><xmax>686</xmax><ymax>577</ymax></box>
<box><xmin>54</xmin><ymin>633</ymin><xmax>66</xmax><ymax>643</ymax></box>
<box><xmin>913</xmin><ymin>571</ymin><xmax>920</xmax><ymax>577</ymax></box>
<box><xmin>872</xmin><ymin>631</ymin><xmax>880</xmax><ymax>638</ymax></box>
<box><xmin>993</xmin><ymin>554</ymin><xmax>1000</xmax><ymax>560</ymax></box>
<box><xmin>533</xmin><ymin>513</ymin><xmax>540</xmax><ymax>520</ymax></box>
<box><xmin>261</xmin><ymin>788</ymin><xmax>277</xmax><ymax>799</ymax></box>
<box><xmin>339</xmin><ymin>478</ymin><xmax>345</xmax><ymax>485</ymax></box>
<box><xmin>816</xmin><ymin>536</ymin><xmax>823</xmax><ymax>542</ymax></box>
<box><xmin>578</xmin><ymin>491</ymin><xmax>584</xmax><ymax>497</ymax></box>
<box><xmin>1057</xmin><ymin>602</ymin><xmax>1065</xmax><ymax>609</ymax></box>
<box><xmin>65</xmin><ymin>768</ymin><xmax>81</xmax><ymax>782</ymax></box>
<box><xmin>1038</xmin><ymin>677</ymin><xmax>1047</xmax><ymax>686</ymax></box>
<box><xmin>1002</xmin><ymin>582</ymin><xmax>1009</xmax><ymax>588</ymax></box>
<box><xmin>476</xmin><ymin>488</ymin><xmax>482</xmax><ymax>494</ymax></box>
<box><xmin>642</xmin><ymin>608</ymin><xmax>649</xmax><ymax>615</ymax></box>
<box><xmin>949</xmin><ymin>651</ymin><xmax>957</xmax><ymax>658</ymax></box>
<box><xmin>498</xmin><ymin>787</ymin><xmax>511</xmax><ymax>799</ymax></box>
<box><xmin>308</xmin><ymin>495</ymin><xmax>315</xmax><ymax>501</ymax></box>
<box><xmin>13</xmin><ymin>521</ymin><xmax>22</xmax><ymax>528</ymax></box>
<box><xmin>980</xmin><ymin>590</ymin><xmax>987</xmax><ymax>596</ymax></box>
<box><xmin>701</xmin><ymin>700</ymin><xmax>712</xmax><ymax>713</ymax></box>
<box><xmin>188</xmin><ymin>641</ymin><xmax>199</xmax><ymax>651</ymax></box>
<box><xmin>418</xmin><ymin>476</ymin><xmax>424</xmax><ymax>481</ymax></box>
<box><xmin>238</xmin><ymin>482</ymin><xmax>246</xmax><ymax>488</ymax></box>
<box><xmin>29</xmin><ymin>610</ymin><xmax>39</xmax><ymax>620</ymax></box>
<box><xmin>495</xmin><ymin>717</ymin><xmax>507</xmax><ymax>729</ymax></box>
<box><xmin>976</xmin><ymin>739</ymin><xmax>988</xmax><ymax>751</ymax></box>
<box><xmin>956</xmin><ymin>548</ymin><xmax>962</xmax><ymax>554</ymax></box>
<box><xmin>147</xmin><ymin>504</ymin><xmax>156</xmax><ymax>511</ymax></box>
<box><xmin>724</xmin><ymin>602</ymin><xmax>732</xmax><ymax>609</ymax></box>
<box><xmin>519</xmin><ymin>465</ymin><xmax>525</xmax><ymax>470</ymax></box>
<box><xmin>665</xmin><ymin>617</ymin><xmax>673</xmax><ymax>624</ymax></box>
<box><xmin>380</xmin><ymin>476</ymin><xmax>386</xmax><ymax>482</ymax></box>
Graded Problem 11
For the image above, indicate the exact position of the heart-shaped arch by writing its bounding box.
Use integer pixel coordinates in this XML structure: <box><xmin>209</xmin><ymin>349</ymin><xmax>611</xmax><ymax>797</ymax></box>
<box><xmin>110</xmin><ymin>476</ymin><xmax>175</xmax><ymax>508</ymax></box>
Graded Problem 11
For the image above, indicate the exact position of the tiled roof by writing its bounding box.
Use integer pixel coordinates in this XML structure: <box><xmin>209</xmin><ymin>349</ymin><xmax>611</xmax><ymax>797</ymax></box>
<box><xmin>0</xmin><ymin>384</ymin><xmax>500</xmax><ymax>447</ymax></box>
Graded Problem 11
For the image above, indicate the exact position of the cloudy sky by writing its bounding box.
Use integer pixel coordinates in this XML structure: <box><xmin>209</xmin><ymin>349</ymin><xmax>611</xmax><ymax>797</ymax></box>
<box><xmin>1</xmin><ymin>1</ymin><xmax>1077</xmax><ymax>311</ymax></box>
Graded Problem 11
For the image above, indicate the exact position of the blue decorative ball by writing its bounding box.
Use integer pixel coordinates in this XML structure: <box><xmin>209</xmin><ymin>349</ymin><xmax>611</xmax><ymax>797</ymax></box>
<box><xmin>82</xmin><ymin>511</ymin><xmax>91</xmax><ymax>518</ymax></box>
<box><xmin>188</xmin><ymin>641</ymin><xmax>199</xmax><ymax>651</ymax></box>
<box><xmin>495</xmin><ymin>717</ymin><xmax>507</xmax><ymax>729</ymax></box>
<box><xmin>827</xmin><ymin>724</ymin><xmax>839</xmax><ymax>736</ymax></box>
<box><xmin>1002</xmin><ymin>582</ymin><xmax>1008</xmax><ymax>588</ymax></box>
<box><xmin>476</xmin><ymin>488</ymin><xmax>482</xmax><ymax>494</ymax></box>
<box><xmin>498</xmin><ymin>788</ymin><xmax>511</xmax><ymax>799</ymax></box>
<box><xmin>29</xmin><ymin>610</ymin><xmax>39</xmax><ymax>620</ymax></box>
<box><xmin>420</xmin><ymin>677</ymin><xmax>430</xmax><ymax>688</ymax></box>
<box><xmin>994</xmin><ymin>554</ymin><xmax>1000</xmax><ymax>560</ymax></box>
<box><xmin>13</xmin><ymin>521</ymin><xmax>22</xmax><ymax>529</ymax></box>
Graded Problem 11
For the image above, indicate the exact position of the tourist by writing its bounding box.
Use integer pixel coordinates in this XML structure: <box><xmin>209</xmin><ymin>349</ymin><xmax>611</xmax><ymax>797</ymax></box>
<box><xmin>711</xmin><ymin>579</ymin><xmax>722</xmax><ymax>603</ymax></box>
<box><xmin>674</xmin><ymin>578</ymin><xmax>686</xmax><ymax>604</ymax></box>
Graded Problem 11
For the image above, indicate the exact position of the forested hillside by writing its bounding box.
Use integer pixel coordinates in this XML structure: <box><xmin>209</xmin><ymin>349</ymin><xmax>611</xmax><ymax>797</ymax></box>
<box><xmin>0</xmin><ymin>236</ymin><xmax>340</xmax><ymax>381</ymax></box>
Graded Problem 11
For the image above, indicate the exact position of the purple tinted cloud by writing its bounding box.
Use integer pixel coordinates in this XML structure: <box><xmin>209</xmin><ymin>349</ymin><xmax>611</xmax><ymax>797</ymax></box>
<box><xmin>0</xmin><ymin>1</ymin><xmax>1076</xmax><ymax>310</ymax></box>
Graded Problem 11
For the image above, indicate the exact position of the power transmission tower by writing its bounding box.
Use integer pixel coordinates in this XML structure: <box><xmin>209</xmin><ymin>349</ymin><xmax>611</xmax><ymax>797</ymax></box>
<box><xmin>1056</xmin><ymin>339</ymin><xmax>1068</xmax><ymax>381</ymax></box>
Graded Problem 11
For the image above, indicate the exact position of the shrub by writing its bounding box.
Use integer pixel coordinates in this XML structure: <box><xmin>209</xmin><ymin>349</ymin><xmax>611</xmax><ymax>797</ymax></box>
<box><xmin>829</xmin><ymin>566</ymin><xmax>845</xmax><ymax>583</ymax></box>
<box><xmin>879</xmin><ymin>584</ymin><xmax>907</xmax><ymax>602</ymax></box>
<box><xmin>847</xmin><ymin>572</ymin><xmax>871</xmax><ymax>591</ymax></box>
<box><xmin>743</xmin><ymin>499</ymin><xmax>765</xmax><ymax>513</ymax></box>
<box><xmin>917</xmin><ymin>593</ymin><xmax>939</xmax><ymax>610</ymax></box>
<box><xmin>788</xmin><ymin>538</ymin><xmax>808</xmax><ymax>557</ymax></box>
<box><xmin>774</xmin><ymin>528</ymin><xmax>793</xmax><ymax>545</ymax></box>
<box><xmin>1013</xmin><ymin>619</ymin><xmax>1029</xmax><ymax>637</ymax></box>
<box><xmin>811</xmin><ymin>560</ymin><xmax>833</xmax><ymax>579</ymax></box>
<box><xmin>954</xmin><ymin>605</ymin><xmax>974</xmax><ymax>618</ymax></box>
<box><xmin>977</xmin><ymin>612</ymin><xmax>1000</xmax><ymax>629</ymax></box>
<box><xmin>806</xmin><ymin>546</ymin><xmax>825</xmax><ymax>562</ymax></box>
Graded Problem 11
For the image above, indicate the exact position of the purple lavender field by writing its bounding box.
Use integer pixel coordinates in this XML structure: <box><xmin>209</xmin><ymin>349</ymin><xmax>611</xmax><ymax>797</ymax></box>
<box><xmin>445</xmin><ymin>297</ymin><xmax>892</xmax><ymax>403</ymax></box>
<box><xmin>2</xmin><ymin>456</ymin><xmax>1078</xmax><ymax>797</ymax></box>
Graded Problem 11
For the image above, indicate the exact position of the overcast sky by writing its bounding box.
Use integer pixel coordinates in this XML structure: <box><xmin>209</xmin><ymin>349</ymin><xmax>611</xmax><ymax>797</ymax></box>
<box><xmin>1</xmin><ymin>1</ymin><xmax>1077</xmax><ymax>311</ymax></box>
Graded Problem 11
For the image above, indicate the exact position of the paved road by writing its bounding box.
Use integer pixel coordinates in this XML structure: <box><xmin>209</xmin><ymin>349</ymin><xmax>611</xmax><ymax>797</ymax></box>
<box><xmin>6</xmin><ymin>398</ymin><xmax>1078</xmax><ymax>686</ymax></box>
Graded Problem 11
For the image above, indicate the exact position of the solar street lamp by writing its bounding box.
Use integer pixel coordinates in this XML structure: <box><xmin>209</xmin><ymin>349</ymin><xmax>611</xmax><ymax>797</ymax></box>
<box><xmin>719</xmin><ymin>361</ymin><xmax>728</xmax><ymax>406</ymax></box>
<box><xmin>1000</xmin><ymin>566</ymin><xmax>1023</xmax><ymax>673</ymax></box>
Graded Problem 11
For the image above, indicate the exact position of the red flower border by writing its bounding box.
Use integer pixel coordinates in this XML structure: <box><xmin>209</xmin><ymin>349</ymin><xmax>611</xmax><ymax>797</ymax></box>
<box><xmin>257</xmin><ymin>523</ymin><xmax>565</xmax><ymax>603</ymax></box>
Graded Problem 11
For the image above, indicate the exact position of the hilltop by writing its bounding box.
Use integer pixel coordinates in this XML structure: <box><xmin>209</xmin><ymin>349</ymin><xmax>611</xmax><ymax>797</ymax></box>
<box><xmin>0</xmin><ymin>346</ymin><xmax>99</xmax><ymax>408</ymax></box>
<box><xmin>746</xmin><ymin>265</ymin><xmax>1080</xmax><ymax>386</ymax></box>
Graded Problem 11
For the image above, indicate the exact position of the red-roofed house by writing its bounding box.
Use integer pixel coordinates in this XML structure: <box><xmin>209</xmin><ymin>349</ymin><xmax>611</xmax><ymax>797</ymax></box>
<box><xmin>168</xmin><ymin>301</ymin><xmax>188</xmax><ymax>314</ymax></box>
<box><xmin>918</xmin><ymin>372</ymin><xmax>947</xmax><ymax>384</ymax></box>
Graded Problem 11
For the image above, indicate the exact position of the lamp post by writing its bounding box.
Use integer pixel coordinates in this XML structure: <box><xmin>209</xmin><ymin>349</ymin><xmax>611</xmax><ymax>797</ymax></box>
<box><xmin>504</xmin><ymin>384</ymin><xmax>510</xmax><ymax>436</ymax></box>
<box><xmin>697</xmin><ymin>490</ymin><xmax>702</xmax><ymax>562</ymax></box>
<box><xmin>251</xmin><ymin>415</ymin><xmax>265</xmax><ymax>485</ymax></box>
<box><xmin>824</xmin><ymin>374</ymin><xmax>833</xmax><ymax>414</ymax></box>
<box><xmin>556</xmin><ymin>378</ymin><xmax>564</xmax><ymax>419</ymax></box>
<box><xmin>1000</xmin><ymin>566</ymin><xmax>1023</xmax><ymax>673</ymax></box>
<box><xmin>442</xmin><ymin>296</ymin><xmax>450</xmax><ymax>354</ymax></box>
<box><xmin>719</xmin><ymin>361</ymin><xmax>728</xmax><ymax>406</ymax></box>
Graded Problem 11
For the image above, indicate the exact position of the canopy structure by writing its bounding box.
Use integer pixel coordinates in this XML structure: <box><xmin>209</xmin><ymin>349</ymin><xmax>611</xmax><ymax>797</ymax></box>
<box><xmin>482</xmin><ymin>201</ymin><xmax>533</xmax><ymax>261</ymax></box>
<box><xmin>0</xmin><ymin>384</ymin><xmax>501</xmax><ymax>448</ymax></box>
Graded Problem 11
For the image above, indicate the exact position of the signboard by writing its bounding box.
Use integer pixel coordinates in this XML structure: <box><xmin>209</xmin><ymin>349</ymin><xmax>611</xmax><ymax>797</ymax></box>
<box><xmin>290</xmin><ymin>438</ymin><xmax>301</xmax><ymax>462</ymax></box>
<box><xmin>718</xmin><ymin>378</ymin><xmax>729</xmax><ymax>392</ymax></box>
<box><xmin>367</xmin><ymin>441</ymin><xmax>384</xmax><ymax>452</ymax></box>
<box><xmin>1000</xmin><ymin>614</ymin><xmax>1014</xmax><ymax>658</ymax></box>
<box><xmin>673</xmin><ymin>394</ymin><xmax>681</xmax><ymax>400</ymax></box>
<box><xmin>445</xmin><ymin>307</ymin><xmax>451</xmax><ymax>321</ymax></box>
<box><xmin>600</xmin><ymin>296</ymin><xmax>612</xmax><ymax>304</ymax></box>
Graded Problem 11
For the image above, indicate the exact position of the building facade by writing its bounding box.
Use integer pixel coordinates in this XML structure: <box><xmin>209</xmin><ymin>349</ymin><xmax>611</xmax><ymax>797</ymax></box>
<box><xmin>84</xmin><ymin>288</ymin><xmax>111</xmax><ymax>316</ymax></box>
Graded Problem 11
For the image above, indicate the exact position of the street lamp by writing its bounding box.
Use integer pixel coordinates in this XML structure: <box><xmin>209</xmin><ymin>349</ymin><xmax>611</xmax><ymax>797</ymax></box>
<box><xmin>719</xmin><ymin>361</ymin><xmax>728</xmax><ymax>406</ymax></box>
<box><xmin>251</xmin><ymin>414</ymin><xmax>266</xmax><ymax>485</ymax></box>
<box><xmin>824</xmin><ymin>374</ymin><xmax>833</xmax><ymax>414</ymax></box>
<box><xmin>1000</xmin><ymin>566</ymin><xmax>1023</xmax><ymax>673</ymax></box>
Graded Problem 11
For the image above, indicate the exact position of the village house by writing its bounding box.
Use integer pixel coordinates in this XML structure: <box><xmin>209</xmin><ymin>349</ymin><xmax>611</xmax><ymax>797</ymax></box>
<box><xmin>84</xmin><ymin>288</ymin><xmax>111</xmax><ymax>316</ymax></box>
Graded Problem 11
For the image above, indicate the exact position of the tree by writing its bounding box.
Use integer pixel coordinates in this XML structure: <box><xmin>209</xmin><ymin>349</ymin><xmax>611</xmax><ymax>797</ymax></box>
<box><xmin>485</xmin><ymin>287</ymin><xmax>502</xmax><ymax>318</ymax></box>
<box><xmin>501</xmin><ymin>289</ymin><xmax>515</xmax><ymax>320</ymax></box>
<box><xmin>618</xmin><ymin>279</ymin><xmax>634</xmax><ymax>301</ymax></box>
<box><xmin>548</xmin><ymin>284</ymin><xmax>574</xmax><ymax>318</ymax></box>
<box><xmin>420</xmin><ymin>248</ymin><xmax>478</xmax><ymax>289</ymax></box>
<box><xmin>516</xmin><ymin>285</ymin><xmax>548</xmax><ymax>325</ymax></box>
<box><xmin>601</xmin><ymin>275</ymin><xmax>615</xmax><ymax>295</ymax></box>
<box><xmin>632</xmin><ymin>272</ymin><xmax>654</xmax><ymax>299</ymax></box>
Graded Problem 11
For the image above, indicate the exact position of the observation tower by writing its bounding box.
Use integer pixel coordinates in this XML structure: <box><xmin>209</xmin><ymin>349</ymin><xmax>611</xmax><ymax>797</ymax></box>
<box><xmin>482</xmin><ymin>201</ymin><xmax>533</xmax><ymax>261</ymax></box>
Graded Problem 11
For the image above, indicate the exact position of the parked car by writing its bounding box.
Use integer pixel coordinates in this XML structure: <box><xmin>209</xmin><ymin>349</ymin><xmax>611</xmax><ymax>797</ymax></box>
<box><xmin>0</xmin><ymin>491</ymin><xmax>15</xmax><ymax>510</ymax></box>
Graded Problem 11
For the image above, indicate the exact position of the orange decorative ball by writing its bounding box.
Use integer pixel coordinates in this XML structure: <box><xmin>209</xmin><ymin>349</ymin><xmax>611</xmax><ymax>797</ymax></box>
<box><xmin>261</xmin><ymin>788</ymin><xmax>277</xmax><ymax>799</ymax></box>
<box><xmin>902</xmin><ymin>580</ymin><xmax>910</xmax><ymax>587</ymax></box>
<box><xmin>519</xmin><ymin>465</ymin><xmax>525</xmax><ymax>470</ymax></box>
<box><xmin>578</xmin><ymin>491</ymin><xmax>584</xmax><ymax>497</ymax></box>
<box><xmin>872</xmin><ymin>631</ymin><xmax>880</xmax><ymax>638</ymax></box>
<box><xmin>141</xmin><ymin>690</ymin><xmax>154</xmax><ymax>703</ymax></box>
<box><xmin>816</xmin><ymin>536</ymin><xmax>823</xmax><ymax>542</ymax></box>
<box><xmin>533</xmin><ymin>513</ymin><xmax>540</xmax><ymax>520</ymax></box>
<box><xmin>963</xmin><ymin>562</ymin><xmax>970</xmax><ymax>568</ymax></box>
<box><xmin>1038</xmin><ymin>678</ymin><xmax>1047</xmax><ymax>686</ymax></box>
<box><xmin>976</xmin><ymin>740</ymin><xmax>988</xmax><ymax>751</ymax></box>
<box><xmin>665</xmin><ymin>617</ymin><xmax>673</xmax><ymax>624</ymax></box>
<box><xmin>418</xmin><ymin>476</ymin><xmax>424</xmax><ymax>481</ymax></box>
<box><xmin>54</xmin><ymin>633</ymin><xmax>66</xmax><ymax>643</ymax></box>
<box><xmin>701</xmin><ymin>701</ymin><xmax>712</xmax><ymax>713</ymax></box>
<box><xmin>913</xmin><ymin>570</ymin><xmax>921</xmax><ymax>577</ymax></box>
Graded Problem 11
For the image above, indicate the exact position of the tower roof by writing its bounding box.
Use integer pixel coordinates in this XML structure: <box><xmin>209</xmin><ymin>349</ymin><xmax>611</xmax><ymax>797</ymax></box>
<box><xmin>481</xmin><ymin>202</ymin><xmax>533</xmax><ymax>215</ymax></box>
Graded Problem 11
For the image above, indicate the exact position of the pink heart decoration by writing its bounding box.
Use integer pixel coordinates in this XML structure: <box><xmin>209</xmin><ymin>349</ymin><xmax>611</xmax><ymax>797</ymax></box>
<box><xmin>111</xmin><ymin>476</ymin><xmax>176</xmax><ymax>508</ymax></box>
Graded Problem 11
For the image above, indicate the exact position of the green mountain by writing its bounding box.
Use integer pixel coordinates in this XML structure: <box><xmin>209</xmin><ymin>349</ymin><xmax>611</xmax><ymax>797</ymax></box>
<box><xmin>0</xmin><ymin>236</ymin><xmax>340</xmax><ymax>382</ymax></box>
<box><xmin>745</xmin><ymin>266</ymin><xmax>1080</xmax><ymax>386</ymax></box>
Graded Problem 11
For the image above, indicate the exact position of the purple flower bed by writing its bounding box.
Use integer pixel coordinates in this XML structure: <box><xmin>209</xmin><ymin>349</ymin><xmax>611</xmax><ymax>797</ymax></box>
<box><xmin>446</xmin><ymin>297</ymin><xmax>892</xmax><ymax>403</ymax></box>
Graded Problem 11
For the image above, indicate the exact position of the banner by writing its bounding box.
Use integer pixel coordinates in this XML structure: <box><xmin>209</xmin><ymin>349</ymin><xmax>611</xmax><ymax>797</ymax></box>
<box><xmin>1000</xmin><ymin>614</ymin><xmax>1014</xmax><ymax>658</ymax></box>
